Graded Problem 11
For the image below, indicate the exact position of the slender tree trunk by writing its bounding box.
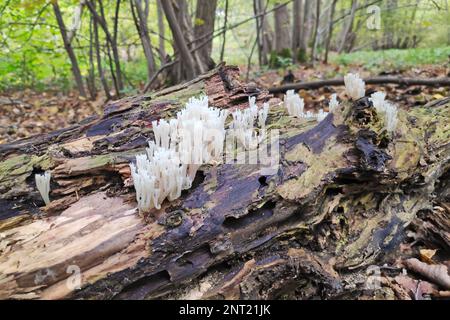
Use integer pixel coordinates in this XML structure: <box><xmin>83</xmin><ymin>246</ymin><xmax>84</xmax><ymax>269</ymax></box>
<box><xmin>324</xmin><ymin>0</ymin><xmax>338</xmax><ymax>63</ymax></box>
<box><xmin>161</xmin><ymin>0</ymin><xmax>197</xmax><ymax>80</ymax></box>
<box><xmin>253</xmin><ymin>0</ymin><xmax>263</xmax><ymax>67</ymax></box>
<box><xmin>194</xmin><ymin>0</ymin><xmax>218</xmax><ymax>70</ymax></box>
<box><xmin>86</xmin><ymin>0</ymin><xmax>123</xmax><ymax>93</ymax></box>
<box><xmin>338</xmin><ymin>0</ymin><xmax>357</xmax><ymax>53</ymax></box>
<box><xmin>156</xmin><ymin>0</ymin><xmax>166</xmax><ymax>63</ymax></box>
<box><xmin>254</xmin><ymin>0</ymin><xmax>272</xmax><ymax>66</ymax></box>
<box><xmin>92</xmin><ymin>4</ymin><xmax>111</xmax><ymax>100</ymax></box>
<box><xmin>274</xmin><ymin>2</ymin><xmax>291</xmax><ymax>54</ymax></box>
<box><xmin>87</xmin><ymin>14</ymin><xmax>97</xmax><ymax>100</ymax></box>
<box><xmin>130</xmin><ymin>0</ymin><xmax>156</xmax><ymax>82</ymax></box>
<box><xmin>310</xmin><ymin>0</ymin><xmax>321</xmax><ymax>62</ymax></box>
<box><xmin>220</xmin><ymin>0</ymin><xmax>229</xmax><ymax>62</ymax></box>
<box><xmin>292</xmin><ymin>0</ymin><xmax>303</xmax><ymax>62</ymax></box>
<box><xmin>299</xmin><ymin>0</ymin><xmax>311</xmax><ymax>60</ymax></box>
<box><xmin>52</xmin><ymin>1</ymin><xmax>87</xmax><ymax>97</ymax></box>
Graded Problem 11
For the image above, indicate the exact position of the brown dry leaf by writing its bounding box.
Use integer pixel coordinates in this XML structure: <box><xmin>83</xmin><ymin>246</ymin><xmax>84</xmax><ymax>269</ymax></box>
<box><xmin>394</xmin><ymin>275</ymin><xmax>438</xmax><ymax>299</ymax></box>
<box><xmin>419</xmin><ymin>249</ymin><xmax>438</xmax><ymax>264</ymax></box>
<box><xmin>404</xmin><ymin>258</ymin><xmax>450</xmax><ymax>290</ymax></box>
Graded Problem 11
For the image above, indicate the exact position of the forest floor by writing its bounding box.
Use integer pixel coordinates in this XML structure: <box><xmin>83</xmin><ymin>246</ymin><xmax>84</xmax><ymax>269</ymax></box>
<box><xmin>0</xmin><ymin>61</ymin><xmax>449</xmax><ymax>144</ymax></box>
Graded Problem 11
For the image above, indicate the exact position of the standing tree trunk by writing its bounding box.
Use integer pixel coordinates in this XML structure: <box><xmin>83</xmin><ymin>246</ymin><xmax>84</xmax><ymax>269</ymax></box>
<box><xmin>86</xmin><ymin>0</ymin><xmax>124</xmax><ymax>94</ymax></box>
<box><xmin>156</xmin><ymin>0</ymin><xmax>166</xmax><ymax>63</ymax></box>
<box><xmin>130</xmin><ymin>0</ymin><xmax>157</xmax><ymax>82</ymax></box>
<box><xmin>87</xmin><ymin>14</ymin><xmax>97</xmax><ymax>100</ymax></box>
<box><xmin>194</xmin><ymin>0</ymin><xmax>218</xmax><ymax>70</ymax></box>
<box><xmin>220</xmin><ymin>0</ymin><xmax>229</xmax><ymax>62</ymax></box>
<box><xmin>92</xmin><ymin>3</ymin><xmax>111</xmax><ymax>100</ymax></box>
<box><xmin>324</xmin><ymin>0</ymin><xmax>338</xmax><ymax>63</ymax></box>
<box><xmin>161</xmin><ymin>0</ymin><xmax>198</xmax><ymax>81</ymax></box>
<box><xmin>274</xmin><ymin>2</ymin><xmax>291</xmax><ymax>55</ymax></box>
<box><xmin>310</xmin><ymin>0</ymin><xmax>321</xmax><ymax>62</ymax></box>
<box><xmin>338</xmin><ymin>0</ymin><xmax>357</xmax><ymax>53</ymax></box>
<box><xmin>292</xmin><ymin>0</ymin><xmax>303</xmax><ymax>62</ymax></box>
<box><xmin>254</xmin><ymin>0</ymin><xmax>272</xmax><ymax>66</ymax></box>
<box><xmin>299</xmin><ymin>0</ymin><xmax>312</xmax><ymax>60</ymax></box>
<box><xmin>52</xmin><ymin>1</ymin><xmax>87</xmax><ymax>98</ymax></box>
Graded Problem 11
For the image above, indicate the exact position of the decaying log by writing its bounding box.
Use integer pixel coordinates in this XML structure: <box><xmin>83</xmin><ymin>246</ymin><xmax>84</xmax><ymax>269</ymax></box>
<box><xmin>0</xmin><ymin>65</ymin><xmax>449</xmax><ymax>300</ymax></box>
<box><xmin>269</xmin><ymin>76</ymin><xmax>450</xmax><ymax>93</ymax></box>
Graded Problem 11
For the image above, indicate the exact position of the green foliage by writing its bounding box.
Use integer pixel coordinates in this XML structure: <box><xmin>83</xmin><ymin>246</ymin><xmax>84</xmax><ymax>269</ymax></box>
<box><xmin>0</xmin><ymin>0</ymin><xmax>449</xmax><ymax>93</ymax></box>
<box><xmin>269</xmin><ymin>49</ymin><xmax>293</xmax><ymax>68</ymax></box>
<box><xmin>333</xmin><ymin>47</ymin><xmax>450</xmax><ymax>71</ymax></box>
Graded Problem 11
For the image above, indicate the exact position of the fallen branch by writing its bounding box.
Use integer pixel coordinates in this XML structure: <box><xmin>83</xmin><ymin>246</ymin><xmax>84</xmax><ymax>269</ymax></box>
<box><xmin>269</xmin><ymin>76</ymin><xmax>450</xmax><ymax>94</ymax></box>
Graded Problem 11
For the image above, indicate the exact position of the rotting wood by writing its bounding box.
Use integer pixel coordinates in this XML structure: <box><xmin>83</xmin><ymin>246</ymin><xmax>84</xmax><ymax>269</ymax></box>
<box><xmin>0</xmin><ymin>65</ymin><xmax>448</xmax><ymax>300</ymax></box>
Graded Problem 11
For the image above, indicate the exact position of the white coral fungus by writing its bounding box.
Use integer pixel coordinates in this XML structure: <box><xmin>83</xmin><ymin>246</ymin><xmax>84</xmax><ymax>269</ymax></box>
<box><xmin>329</xmin><ymin>93</ymin><xmax>339</xmax><ymax>113</ymax></box>
<box><xmin>344</xmin><ymin>73</ymin><xmax>365</xmax><ymax>100</ymax></box>
<box><xmin>130</xmin><ymin>96</ymin><xmax>229</xmax><ymax>212</ymax></box>
<box><xmin>35</xmin><ymin>171</ymin><xmax>51</xmax><ymax>205</ymax></box>
<box><xmin>228</xmin><ymin>97</ymin><xmax>269</xmax><ymax>150</ymax></box>
<box><xmin>283</xmin><ymin>90</ymin><xmax>329</xmax><ymax>121</ymax></box>
<box><xmin>369</xmin><ymin>91</ymin><xmax>398</xmax><ymax>132</ymax></box>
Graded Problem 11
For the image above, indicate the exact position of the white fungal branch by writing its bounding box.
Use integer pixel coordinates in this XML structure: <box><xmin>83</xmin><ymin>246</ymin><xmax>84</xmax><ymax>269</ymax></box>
<box><xmin>284</xmin><ymin>90</ymin><xmax>304</xmax><ymax>117</ymax></box>
<box><xmin>230</xmin><ymin>97</ymin><xmax>269</xmax><ymax>150</ymax></box>
<box><xmin>130</xmin><ymin>96</ymin><xmax>229</xmax><ymax>212</ymax></box>
<box><xmin>369</xmin><ymin>91</ymin><xmax>398</xmax><ymax>132</ymax></box>
<box><xmin>35</xmin><ymin>171</ymin><xmax>51</xmax><ymax>205</ymax></box>
<box><xmin>329</xmin><ymin>93</ymin><xmax>339</xmax><ymax>113</ymax></box>
<box><xmin>344</xmin><ymin>73</ymin><xmax>365</xmax><ymax>100</ymax></box>
<box><xmin>283</xmin><ymin>90</ymin><xmax>329</xmax><ymax>121</ymax></box>
<box><xmin>369</xmin><ymin>91</ymin><xmax>386</xmax><ymax>113</ymax></box>
<box><xmin>383</xmin><ymin>101</ymin><xmax>398</xmax><ymax>132</ymax></box>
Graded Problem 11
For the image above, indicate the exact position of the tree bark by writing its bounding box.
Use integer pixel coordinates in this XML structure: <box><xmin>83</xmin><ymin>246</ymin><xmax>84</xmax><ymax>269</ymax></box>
<box><xmin>324</xmin><ymin>0</ymin><xmax>338</xmax><ymax>63</ymax></box>
<box><xmin>274</xmin><ymin>2</ymin><xmax>291</xmax><ymax>54</ymax></box>
<box><xmin>194</xmin><ymin>0</ymin><xmax>218</xmax><ymax>70</ymax></box>
<box><xmin>310</xmin><ymin>0</ymin><xmax>321</xmax><ymax>62</ymax></box>
<box><xmin>291</xmin><ymin>0</ymin><xmax>303</xmax><ymax>62</ymax></box>
<box><xmin>338</xmin><ymin>0</ymin><xmax>357</xmax><ymax>53</ymax></box>
<box><xmin>219</xmin><ymin>0</ymin><xmax>229</xmax><ymax>62</ymax></box>
<box><xmin>52</xmin><ymin>1</ymin><xmax>87</xmax><ymax>98</ymax></box>
<box><xmin>0</xmin><ymin>66</ymin><xmax>448</xmax><ymax>300</ymax></box>
<box><xmin>299</xmin><ymin>0</ymin><xmax>312</xmax><ymax>60</ymax></box>
<box><xmin>156</xmin><ymin>0</ymin><xmax>166</xmax><ymax>63</ymax></box>
<box><xmin>87</xmin><ymin>13</ymin><xmax>97</xmax><ymax>100</ymax></box>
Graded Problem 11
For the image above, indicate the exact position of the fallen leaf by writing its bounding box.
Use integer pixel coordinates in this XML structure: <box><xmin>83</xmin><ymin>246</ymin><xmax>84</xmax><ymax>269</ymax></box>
<box><xmin>394</xmin><ymin>275</ymin><xmax>438</xmax><ymax>299</ymax></box>
<box><xmin>419</xmin><ymin>249</ymin><xmax>437</xmax><ymax>264</ymax></box>
<box><xmin>404</xmin><ymin>258</ymin><xmax>450</xmax><ymax>290</ymax></box>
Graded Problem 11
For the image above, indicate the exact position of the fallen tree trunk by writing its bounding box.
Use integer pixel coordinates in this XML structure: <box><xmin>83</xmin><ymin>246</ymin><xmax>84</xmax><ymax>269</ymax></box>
<box><xmin>0</xmin><ymin>65</ymin><xmax>448</xmax><ymax>300</ymax></box>
<box><xmin>269</xmin><ymin>76</ymin><xmax>450</xmax><ymax>93</ymax></box>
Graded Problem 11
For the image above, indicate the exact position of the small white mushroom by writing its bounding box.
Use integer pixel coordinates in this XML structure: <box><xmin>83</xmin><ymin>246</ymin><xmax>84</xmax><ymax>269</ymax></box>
<box><xmin>35</xmin><ymin>171</ymin><xmax>51</xmax><ymax>205</ymax></box>
<box><xmin>344</xmin><ymin>73</ymin><xmax>365</xmax><ymax>100</ymax></box>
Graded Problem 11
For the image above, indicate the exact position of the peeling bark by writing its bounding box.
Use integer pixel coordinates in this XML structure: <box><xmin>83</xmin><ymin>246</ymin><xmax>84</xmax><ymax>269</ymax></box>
<box><xmin>0</xmin><ymin>65</ymin><xmax>448</xmax><ymax>300</ymax></box>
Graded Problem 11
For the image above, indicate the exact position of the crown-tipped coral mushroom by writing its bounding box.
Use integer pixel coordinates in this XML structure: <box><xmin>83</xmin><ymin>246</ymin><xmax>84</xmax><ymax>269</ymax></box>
<box><xmin>369</xmin><ymin>91</ymin><xmax>398</xmax><ymax>132</ymax></box>
<box><xmin>344</xmin><ymin>73</ymin><xmax>365</xmax><ymax>100</ymax></box>
<box><xmin>383</xmin><ymin>102</ymin><xmax>398</xmax><ymax>133</ymax></box>
<box><xmin>35</xmin><ymin>171</ymin><xmax>51</xmax><ymax>205</ymax></box>
<box><xmin>369</xmin><ymin>91</ymin><xmax>386</xmax><ymax>113</ymax></box>
<box><xmin>329</xmin><ymin>93</ymin><xmax>339</xmax><ymax>113</ymax></box>
<box><xmin>258</xmin><ymin>102</ymin><xmax>269</xmax><ymax>128</ymax></box>
<box><xmin>284</xmin><ymin>89</ymin><xmax>329</xmax><ymax>121</ymax></box>
<box><xmin>284</xmin><ymin>90</ymin><xmax>304</xmax><ymax>117</ymax></box>
<box><xmin>130</xmin><ymin>95</ymin><xmax>229</xmax><ymax>212</ymax></box>
<box><xmin>230</xmin><ymin>97</ymin><xmax>268</xmax><ymax>150</ymax></box>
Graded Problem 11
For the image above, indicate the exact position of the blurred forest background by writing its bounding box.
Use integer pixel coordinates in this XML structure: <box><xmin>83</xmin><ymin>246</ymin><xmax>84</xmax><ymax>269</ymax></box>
<box><xmin>1</xmin><ymin>0</ymin><xmax>449</xmax><ymax>142</ymax></box>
